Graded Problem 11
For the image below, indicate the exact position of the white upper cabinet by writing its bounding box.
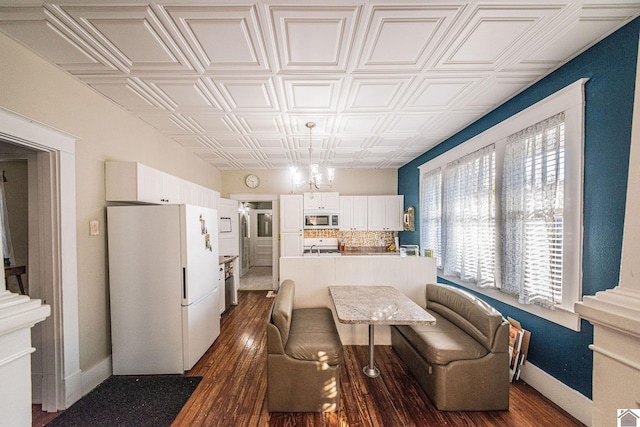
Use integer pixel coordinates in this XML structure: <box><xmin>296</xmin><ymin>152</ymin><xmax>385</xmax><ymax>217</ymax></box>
<box><xmin>106</xmin><ymin>161</ymin><xmax>217</xmax><ymax>207</ymax></box>
<box><xmin>280</xmin><ymin>194</ymin><xmax>304</xmax><ymax>256</ymax></box>
<box><xmin>303</xmin><ymin>192</ymin><xmax>339</xmax><ymax>211</ymax></box>
<box><xmin>340</xmin><ymin>196</ymin><xmax>368</xmax><ymax>231</ymax></box>
<box><xmin>280</xmin><ymin>194</ymin><xmax>304</xmax><ymax>233</ymax></box>
<box><xmin>367</xmin><ymin>195</ymin><xmax>404</xmax><ymax>231</ymax></box>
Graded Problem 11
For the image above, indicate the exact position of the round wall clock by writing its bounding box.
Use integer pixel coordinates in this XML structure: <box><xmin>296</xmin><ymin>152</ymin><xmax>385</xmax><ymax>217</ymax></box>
<box><xmin>245</xmin><ymin>174</ymin><xmax>260</xmax><ymax>188</ymax></box>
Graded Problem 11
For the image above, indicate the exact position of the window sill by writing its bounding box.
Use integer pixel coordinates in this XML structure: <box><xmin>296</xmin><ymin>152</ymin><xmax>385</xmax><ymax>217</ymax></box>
<box><xmin>437</xmin><ymin>272</ymin><xmax>581</xmax><ymax>331</ymax></box>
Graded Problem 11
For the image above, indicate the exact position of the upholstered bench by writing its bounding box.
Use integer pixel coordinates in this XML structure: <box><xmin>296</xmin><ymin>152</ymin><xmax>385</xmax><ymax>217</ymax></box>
<box><xmin>266</xmin><ymin>280</ymin><xmax>344</xmax><ymax>412</ymax></box>
<box><xmin>391</xmin><ymin>283</ymin><xmax>510</xmax><ymax>411</ymax></box>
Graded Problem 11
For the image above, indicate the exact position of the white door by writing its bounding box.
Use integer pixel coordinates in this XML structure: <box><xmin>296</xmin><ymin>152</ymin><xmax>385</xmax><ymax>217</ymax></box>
<box><xmin>250</xmin><ymin>209</ymin><xmax>273</xmax><ymax>266</ymax></box>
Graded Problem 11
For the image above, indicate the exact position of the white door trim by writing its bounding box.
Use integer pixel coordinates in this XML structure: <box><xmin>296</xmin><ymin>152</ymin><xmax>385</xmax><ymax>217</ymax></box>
<box><xmin>0</xmin><ymin>107</ymin><xmax>80</xmax><ymax>411</ymax></box>
<box><xmin>229</xmin><ymin>193</ymin><xmax>279</xmax><ymax>289</ymax></box>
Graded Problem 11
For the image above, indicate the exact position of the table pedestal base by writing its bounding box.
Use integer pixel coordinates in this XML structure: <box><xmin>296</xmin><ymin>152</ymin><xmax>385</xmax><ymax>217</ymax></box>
<box><xmin>363</xmin><ymin>324</ymin><xmax>380</xmax><ymax>378</ymax></box>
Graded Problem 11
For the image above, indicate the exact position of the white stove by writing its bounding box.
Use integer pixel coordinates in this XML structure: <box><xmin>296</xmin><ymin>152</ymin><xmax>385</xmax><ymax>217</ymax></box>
<box><xmin>302</xmin><ymin>238</ymin><xmax>341</xmax><ymax>256</ymax></box>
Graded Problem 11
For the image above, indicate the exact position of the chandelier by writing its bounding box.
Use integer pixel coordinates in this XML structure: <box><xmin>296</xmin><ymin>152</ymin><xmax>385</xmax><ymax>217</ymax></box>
<box><xmin>289</xmin><ymin>122</ymin><xmax>335</xmax><ymax>193</ymax></box>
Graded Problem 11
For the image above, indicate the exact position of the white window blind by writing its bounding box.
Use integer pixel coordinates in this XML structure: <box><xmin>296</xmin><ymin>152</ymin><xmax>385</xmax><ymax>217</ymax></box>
<box><xmin>420</xmin><ymin>168</ymin><xmax>442</xmax><ymax>268</ymax></box>
<box><xmin>502</xmin><ymin>113</ymin><xmax>565</xmax><ymax>308</ymax></box>
<box><xmin>442</xmin><ymin>145</ymin><xmax>496</xmax><ymax>288</ymax></box>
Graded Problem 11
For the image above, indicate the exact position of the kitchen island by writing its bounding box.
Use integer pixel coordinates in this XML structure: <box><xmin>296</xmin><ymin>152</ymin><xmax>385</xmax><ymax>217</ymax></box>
<box><xmin>279</xmin><ymin>255</ymin><xmax>437</xmax><ymax>345</ymax></box>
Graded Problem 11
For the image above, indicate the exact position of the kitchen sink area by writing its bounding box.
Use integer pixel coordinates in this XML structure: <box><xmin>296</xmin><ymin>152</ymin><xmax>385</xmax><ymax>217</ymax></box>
<box><xmin>302</xmin><ymin>238</ymin><xmax>342</xmax><ymax>256</ymax></box>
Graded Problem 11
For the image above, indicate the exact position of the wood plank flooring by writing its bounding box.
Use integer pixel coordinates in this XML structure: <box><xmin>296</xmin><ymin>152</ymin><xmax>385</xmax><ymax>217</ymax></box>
<box><xmin>173</xmin><ymin>291</ymin><xmax>585</xmax><ymax>427</ymax></box>
<box><xmin>33</xmin><ymin>290</ymin><xmax>585</xmax><ymax>426</ymax></box>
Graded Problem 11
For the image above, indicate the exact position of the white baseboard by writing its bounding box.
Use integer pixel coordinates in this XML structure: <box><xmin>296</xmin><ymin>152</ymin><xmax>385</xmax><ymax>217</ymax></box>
<box><xmin>520</xmin><ymin>362</ymin><xmax>593</xmax><ymax>426</ymax></box>
<box><xmin>64</xmin><ymin>368</ymin><xmax>82</xmax><ymax>408</ymax></box>
<box><xmin>80</xmin><ymin>356</ymin><xmax>112</xmax><ymax>397</ymax></box>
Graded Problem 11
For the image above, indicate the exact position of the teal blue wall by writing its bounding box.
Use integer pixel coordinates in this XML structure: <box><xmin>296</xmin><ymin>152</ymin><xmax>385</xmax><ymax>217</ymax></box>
<box><xmin>397</xmin><ymin>18</ymin><xmax>639</xmax><ymax>399</ymax></box>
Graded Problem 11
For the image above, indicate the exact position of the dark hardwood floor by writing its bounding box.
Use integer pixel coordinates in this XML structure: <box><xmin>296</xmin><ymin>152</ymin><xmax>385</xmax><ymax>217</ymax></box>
<box><xmin>34</xmin><ymin>290</ymin><xmax>586</xmax><ymax>426</ymax></box>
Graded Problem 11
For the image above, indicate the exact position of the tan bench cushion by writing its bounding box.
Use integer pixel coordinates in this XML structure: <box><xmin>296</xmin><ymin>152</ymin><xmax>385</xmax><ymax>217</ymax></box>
<box><xmin>285</xmin><ymin>307</ymin><xmax>343</xmax><ymax>366</ymax></box>
<box><xmin>395</xmin><ymin>310</ymin><xmax>488</xmax><ymax>365</ymax></box>
<box><xmin>426</xmin><ymin>283</ymin><xmax>505</xmax><ymax>352</ymax></box>
<box><xmin>272</xmin><ymin>280</ymin><xmax>295</xmax><ymax>345</ymax></box>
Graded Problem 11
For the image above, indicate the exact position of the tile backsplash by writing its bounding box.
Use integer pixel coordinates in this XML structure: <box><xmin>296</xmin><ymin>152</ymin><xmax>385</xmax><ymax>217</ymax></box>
<box><xmin>304</xmin><ymin>229</ymin><xmax>397</xmax><ymax>248</ymax></box>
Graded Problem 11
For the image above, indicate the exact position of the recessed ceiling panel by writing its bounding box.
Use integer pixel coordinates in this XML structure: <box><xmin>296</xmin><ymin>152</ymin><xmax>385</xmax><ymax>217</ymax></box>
<box><xmin>345</xmin><ymin>77</ymin><xmax>411</xmax><ymax>111</ymax></box>
<box><xmin>270</xmin><ymin>6</ymin><xmax>360</xmax><ymax>72</ymax></box>
<box><xmin>356</xmin><ymin>6</ymin><xmax>462</xmax><ymax>71</ymax></box>
<box><xmin>405</xmin><ymin>79</ymin><xmax>475</xmax><ymax>109</ymax></box>
<box><xmin>336</xmin><ymin>115</ymin><xmax>385</xmax><ymax>134</ymax></box>
<box><xmin>163</xmin><ymin>5</ymin><xmax>270</xmax><ymax>72</ymax></box>
<box><xmin>59</xmin><ymin>5</ymin><xmax>195</xmax><ymax>73</ymax></box>
<box><xmin>216</xmin><ymin>78</ymin><xmax>279</xmax><ymax>111</ymax></box>
<box><xmin>84</xmin><ymin>77</ymin><xmax>165</xmax><ymax>110</ymax></box>
<box><xmin>143</xmin><ymin>78</ymin><xmax>226</xmax><ymax>111</ymax></box>
<box><xmin>436</xmin><ymin>5</ymin><xmax>563</xmax><ymax>70</ymax></box>
<box><xmin>0</xmin><ymin>8</ymin><xmax>118</xmax><ymax>73</ymax></box>
<box><xmin>283</xmin><ymin>78</ymin><xmax>341</xmax><ymax>111</ymax></box>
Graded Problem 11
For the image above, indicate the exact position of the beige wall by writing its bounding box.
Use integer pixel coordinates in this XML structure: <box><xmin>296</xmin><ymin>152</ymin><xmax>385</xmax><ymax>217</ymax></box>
<box><xmin>0</xmin><ymin>33</ymin><xmax>221</xmax><ymax>372</ymax></box>
<box><xmin>0</xmin><ymin>160</ymin><xmax>28</xmax><ymax>292</ymax></box>
<box><xmin>221</xmin><ymin>168</ymin><xmax>398</xmax><ymax>197</ymax></box>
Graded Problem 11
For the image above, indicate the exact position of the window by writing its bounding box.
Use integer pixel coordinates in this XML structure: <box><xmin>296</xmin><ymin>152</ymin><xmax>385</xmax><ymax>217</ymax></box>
<box><xmin>420</xmin><ymin>168</ymin><xmax>442</xmax><ymax>268</ymax></box>
<box><xmin>502</xmin><ymin>113</ymin><xmax>565</xmax><ymax>309</ymax></box>
<box><xmin>442</xmin><ymin>145</ymin><xmax>496</xmax><ymax>288</ymax></box>
<box><xmin>419</xmin><ymin>79</ymin><xmax>585</xmax><ymax>330</ymax></box>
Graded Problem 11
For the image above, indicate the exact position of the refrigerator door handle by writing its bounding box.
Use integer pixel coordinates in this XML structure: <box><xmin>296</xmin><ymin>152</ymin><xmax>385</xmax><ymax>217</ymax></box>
<box><xmin>182</xmin><ymin>267</ymin><xmax>187</xmax><ymax>300</ymax></box>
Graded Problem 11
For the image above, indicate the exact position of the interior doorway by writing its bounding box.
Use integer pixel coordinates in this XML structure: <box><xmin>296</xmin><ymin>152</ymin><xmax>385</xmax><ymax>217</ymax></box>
<box><xmin>0</xmin><ymin>107</ymin><xmax>81</xmax><ymax>413</ymax></box>
<box><xmin>238</xmin><ymin>201</ymin><xmax>273</xmax><ymax>291</ymax></box>
<box><xmin>231</xmin><ymin>195</ymin><xmax>279</xmax><ymax>291</ymax></box>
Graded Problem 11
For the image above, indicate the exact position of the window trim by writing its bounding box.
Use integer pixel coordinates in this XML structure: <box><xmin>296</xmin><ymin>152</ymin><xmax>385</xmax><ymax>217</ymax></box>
<box><xmin>419</xmin><ymin>79</ymin><xmax>587</xmax><ymax>331</ymax></box>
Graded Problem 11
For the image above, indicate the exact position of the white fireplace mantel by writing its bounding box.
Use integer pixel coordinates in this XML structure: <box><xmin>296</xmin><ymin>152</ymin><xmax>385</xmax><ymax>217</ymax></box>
<box><xmin>0</xmin><ymin>290</ymin><xmax>50</xmax><ymax>427</ymax></box>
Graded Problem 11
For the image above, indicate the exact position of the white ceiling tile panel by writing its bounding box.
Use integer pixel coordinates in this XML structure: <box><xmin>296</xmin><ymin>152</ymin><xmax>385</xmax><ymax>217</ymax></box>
<box><xmin>269</xmin><ymin>5</ymin><xmax>361</xmax><ymax>72</ymax></box>
<box><xmin>83</xmin><ymin>77</ymin><xmax>167</xmax><ymax>111</ymax></box>
<box><xmin>234</xmin><ymin>115</ymin><xmax>285</xmax><ymax>134</ymax></box>
<box><xmin>356</xmin><ymin>5</ymin><xmax>464</xmax><ymax>71</ymax></box>
<box><xmin>162</xmin><ymin>5</ymin><xmax>270</xmax><ymax>73</ymax></box>
<box><xmin>435</xmin><ymin>5</ymin><xmax>565</xmax><ymax>70</ymax></box>
<box><xmin>345</xmin><ymin>77</ymin><xmax>412</xmax><ymax>111</ymax></box>
<box><xmin>215</xmin><ymin>78</ymin><xmax>280</xmax><ymax>111</ymax></box>
<box><xmin>0</xmin><ymin>1</ymin><xmax>637</xmax><ymax>171</ymax></box>
<box><xmin>56</xmin><ymin>5</ymin><xmax>196</xmax><ymax>73</ymax></box>
<box><xmin>0</xmin><ymin>7</ymin><xmax>120</xmax><ymax>73</ymax></box>
<box><xmin>335</xmin><ymin>115</ymin><xmax>386</xmax><ymax>134</ymax></box>
<box><xmin>464</xmin><ymin>75</ymin><xmax>532</xmax><ymax>108</ymax></box>
<box><xmin>403</xmin><ymin>77</ymin><xmax>477</xmax><ymax>110</ymax></box>
<box><xmin>283</xmin><ymin>78</ymin><xmax>342</xmax><ymax>111</ymax></box>
<box><xmin>141</xmin><ymin>78</ymin><xmax>227</xmax><ymax>112</ymax></box>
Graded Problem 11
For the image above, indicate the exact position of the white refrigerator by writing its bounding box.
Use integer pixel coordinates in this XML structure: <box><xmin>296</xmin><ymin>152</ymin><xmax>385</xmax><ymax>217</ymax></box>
<box><xmin>107</xmin><ymin>204</ymin><xmax>220</xmax><ymax>374</ymax></box>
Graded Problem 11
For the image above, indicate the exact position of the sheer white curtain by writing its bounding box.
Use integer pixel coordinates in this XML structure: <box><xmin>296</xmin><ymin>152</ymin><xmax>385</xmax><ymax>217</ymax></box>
<box><xmin>502</xmin><ymin>113</ymin><xmax>565</xmax><ymax>308</ymax></box>
<box><xmin>442</xmin><ymin>145</ymin><xmax>496</xmax><ymax>288</ymax></box>
<box><xmin>0</xmin><ymin>175</ymin><xmax>14</xmax><ymax>266</ymax></box>
<box><xmin>420</xmin><ymin>168</ymin><xmax>442</xmax><ymax>268</ymax></box>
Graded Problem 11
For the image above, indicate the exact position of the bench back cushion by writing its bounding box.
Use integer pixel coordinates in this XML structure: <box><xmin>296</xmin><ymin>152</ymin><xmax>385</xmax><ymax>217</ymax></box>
<box><xmin>426</xmin><ymin>283</ymin><xmax>505</xmax><ymax>352</ymax></box>
<box><xmin>272</xmin><ymin>280</ymin><xmax>295</xmax><ymax>345</ymax></box>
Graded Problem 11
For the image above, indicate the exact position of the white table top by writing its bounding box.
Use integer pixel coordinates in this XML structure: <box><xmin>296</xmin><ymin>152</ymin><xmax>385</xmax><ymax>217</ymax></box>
<box><xmin>329</xmin><ymin>285</ymin><xmax>436</xmax><ymax>325</ymax></box>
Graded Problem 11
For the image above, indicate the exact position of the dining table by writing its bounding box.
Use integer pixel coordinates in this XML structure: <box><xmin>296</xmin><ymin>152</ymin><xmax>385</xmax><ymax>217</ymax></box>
<box><xmin>329</xmin><ymin>285</ymin><xmax>436</xmax><ymax>378</ymax></box>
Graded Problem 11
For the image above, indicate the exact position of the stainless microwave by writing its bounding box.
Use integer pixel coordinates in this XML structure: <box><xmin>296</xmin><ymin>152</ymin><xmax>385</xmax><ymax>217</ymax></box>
<box><xmin>304</xmin><ymin>213</ymin><xmax>339</xmax><ymax>229</ymax></box>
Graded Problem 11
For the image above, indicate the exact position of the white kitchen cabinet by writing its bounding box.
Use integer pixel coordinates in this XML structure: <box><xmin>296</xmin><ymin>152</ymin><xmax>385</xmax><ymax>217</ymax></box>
<box><xmin>280</xmin><ymin>232</ymin><xmax>304</xmax><ymax>257</ymax></box>
<box><xmin>367</xmin><ymin>195</ymin><xmax>404</xmax><ymax>231</ymax></box>
<box><xmin>303</xmin><ymin>192</ymin><xmax>339</xmax><ymax>211</ymax></box>
<box><xmin>280</xmin><ymin>194</ymin><xmax>304</xmax><ymax>256</ymax></box>
<box><xmin>182</xmin><ymin>181</ymin><xmax>218</xmax><ymax>209</ymax></box>
<box><xmin>106</xmin><ymin>161</ymin><xmax>180</xmax><ymax>204</ymax></box>
<box><xmin>339</xmin><ymin>196</ymin><xmax>368</xmax><ymax>231</ymax></box>
<box><xmin>280</xmin><ymin>194</ymin><xmax>304</xmax><ymax>233</ymax></box>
